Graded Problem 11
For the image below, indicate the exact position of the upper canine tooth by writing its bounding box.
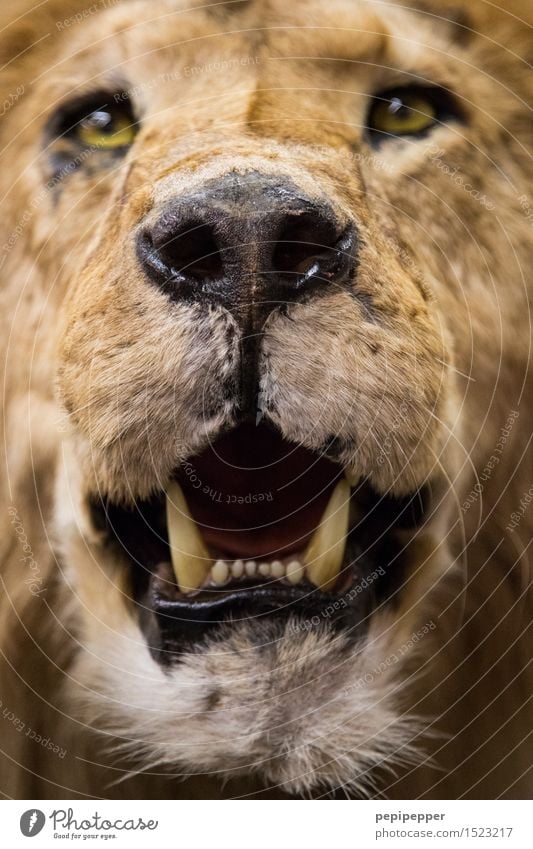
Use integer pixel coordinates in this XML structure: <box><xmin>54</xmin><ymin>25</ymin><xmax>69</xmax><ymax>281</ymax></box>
<box><xmin>303</xmin><ymin>478</ymin><xmax>350</xmax><ymax>590</ymax></box>
<box><xmin>345</xmin><ymin>469</ymin><xmax>358</xmax><ymax>487</ymax></box>
<box><xmin>166</xmin><ymin>481</ymin><xmax>211</xmax><ymax>593</ymax></box>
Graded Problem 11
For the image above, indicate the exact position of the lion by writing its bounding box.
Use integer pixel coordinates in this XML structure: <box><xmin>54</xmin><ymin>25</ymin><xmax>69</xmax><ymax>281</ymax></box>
<box><xmin>0</xmin><ymin>0</ymin><xmax>532</xmax><ymax>800</ymax></box>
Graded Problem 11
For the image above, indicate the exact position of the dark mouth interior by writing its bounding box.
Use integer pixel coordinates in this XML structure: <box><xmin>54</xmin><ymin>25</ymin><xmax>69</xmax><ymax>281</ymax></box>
<box><xmin>91</xmin><ymin>423</ymin><xmax>430</xmax><ymax>653</ymax></box>
<box><xmin>177</xmin><ymin>423</ymin><xmax>341</xmax><ymax>560</ymax></box>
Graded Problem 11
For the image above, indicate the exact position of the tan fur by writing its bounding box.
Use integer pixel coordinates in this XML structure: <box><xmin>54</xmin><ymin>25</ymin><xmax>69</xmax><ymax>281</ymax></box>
<box><xmin>0</xmin><ymin>0</ymin><xmax>532</xmax><ymax>798</ymax></box>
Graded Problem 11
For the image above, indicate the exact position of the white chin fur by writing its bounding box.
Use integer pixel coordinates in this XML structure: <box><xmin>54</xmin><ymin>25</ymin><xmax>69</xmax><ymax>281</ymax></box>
<box><xmin>67</xmin><ymin>610</ymin><xmax>424</xmax><ymax>795</ymax></box>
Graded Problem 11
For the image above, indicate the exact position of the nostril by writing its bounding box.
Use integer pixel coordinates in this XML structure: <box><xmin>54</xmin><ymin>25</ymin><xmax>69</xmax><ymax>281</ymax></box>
<box><xmin>159</xmin><ymin>223</ymin><xmax>223</xmax><ymax>281</ymax></box>
<box><xmin>273</xmin><ymin>216</ymin><xmax>356</xmax><ymax>290</ymax></box>
<box><xmin>138</xmin><ymin>222</ymin><xmax>224</xmax><ymax>289</ymax></box>
<box><xmin>274</xmin><ymin>232</ymin><xmax>322</xmax><ymax>278</ymax></box>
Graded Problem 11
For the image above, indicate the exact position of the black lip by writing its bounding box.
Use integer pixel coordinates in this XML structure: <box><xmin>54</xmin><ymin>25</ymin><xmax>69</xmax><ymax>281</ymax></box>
<box><xmin>144</xmin><ymin>571</ymin><xmax>375</xmax><ymax>663</ymax></box>
<box><xmin>155</xmin><ymin>580</ymin><xmax>349</xmax><ymax>632</ymax></box>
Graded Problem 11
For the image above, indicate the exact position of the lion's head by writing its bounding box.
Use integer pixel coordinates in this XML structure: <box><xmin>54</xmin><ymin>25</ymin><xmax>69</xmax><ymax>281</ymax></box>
<box><xmin>1</xmin><ymin>0</ymin><xmax>532</xmax><ymax>798</ymax></box>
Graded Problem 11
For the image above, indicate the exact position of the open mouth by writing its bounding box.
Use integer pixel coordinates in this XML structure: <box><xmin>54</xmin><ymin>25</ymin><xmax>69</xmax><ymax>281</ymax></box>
<box><xmin>92</xmin><ymin>423</ymin><xmax>430</xmax><ymax>657</ymax></box>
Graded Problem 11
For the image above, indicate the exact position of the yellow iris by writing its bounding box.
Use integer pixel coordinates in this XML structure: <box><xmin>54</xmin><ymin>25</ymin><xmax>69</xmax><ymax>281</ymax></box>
<box><xmin>371</xmin><ymin>93</ymin><xmax>437</xmax><ymax>136</ymax></box>
<box><xmin>76</xmin><ymin>109</ymin><xmax>136</xmax><ymax>148</ymax></box>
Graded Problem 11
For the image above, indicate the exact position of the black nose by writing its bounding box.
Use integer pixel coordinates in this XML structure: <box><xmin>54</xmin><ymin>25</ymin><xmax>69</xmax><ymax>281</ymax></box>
<box><xmin>137</xmin><ymin>172</ymin><xmax>357</xmax><ymax>322</ymax></box>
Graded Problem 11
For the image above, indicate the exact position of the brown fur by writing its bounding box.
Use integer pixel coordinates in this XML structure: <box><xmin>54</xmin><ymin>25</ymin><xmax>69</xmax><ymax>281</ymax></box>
<box><xmin>0</xmin><ymin>0</ymin><xmax>532</xmax><ymax>798</ymax></box>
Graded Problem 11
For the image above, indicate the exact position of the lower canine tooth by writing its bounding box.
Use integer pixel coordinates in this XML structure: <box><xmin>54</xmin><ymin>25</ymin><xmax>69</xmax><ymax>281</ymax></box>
<box><xmin>166</xmin><ymin>481</ymin><xmax>211</xmax><ymax>593</ymax></box>
<box><xmin>259</xmin><ymin>563</ymin><xmax>271</xmax><ymax>577</ymax></box>
<box><xmin>304</xmin><ymin>478</ymin><xmax>350</xmax><ymax>590</ymax></box>
<box><xmin>212</xmin><ymin>561</ymin><xmax>229</xmax><ymax>585</ymax></box>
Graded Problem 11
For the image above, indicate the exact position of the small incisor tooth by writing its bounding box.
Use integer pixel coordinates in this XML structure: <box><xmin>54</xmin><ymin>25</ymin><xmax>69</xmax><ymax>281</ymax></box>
<box><xmin>231</xmin><ymin>560</ymin><xmax>244</xmax><ymax>578</ymax></box>
<box><xmin>259</xmin><ymin>563</ymin><xmax>271</xmax><ymax>577</ymax></box>
<box><xmin>166</xmin><ymin>481</ymin><xmax>211</xmax><ymax>593</ymax></box>
<box><xmin>304</xmin><ymin>478</ymin><xmax>350</xmax><ymax>590</ymax></box>
<box><xmin>245</xmin><ymin>561</ymin><xmax>256</xmax><ymax>577</ymax></box>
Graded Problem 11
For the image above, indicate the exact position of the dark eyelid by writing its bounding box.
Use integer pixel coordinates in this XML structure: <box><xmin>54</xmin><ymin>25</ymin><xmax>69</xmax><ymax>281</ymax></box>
<box><xmin>373</xmin><ymin>85</ymin><xmax>457</xmax><ymax>113</ymax></box>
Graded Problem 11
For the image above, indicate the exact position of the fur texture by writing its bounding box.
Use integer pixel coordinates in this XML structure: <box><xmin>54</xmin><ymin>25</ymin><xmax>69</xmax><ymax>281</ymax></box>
<box><xmin>0</xmin><ymin>0</ymin><xmax>532</xmax><ymax>798</ymax></box>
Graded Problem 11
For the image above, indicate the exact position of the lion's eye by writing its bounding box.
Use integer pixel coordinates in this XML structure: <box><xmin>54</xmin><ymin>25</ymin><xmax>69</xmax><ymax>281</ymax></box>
<box><xmin>367</xmin><ymin>86</ymin><xmax>459</xmax><ymax>143</ymax></box>
<box><xmin>50</xmin><ymin>93</ymin><xmax>138</xmax><ymax>151</ymax></box>
<box><xmin>75</xmin><ymin>108</ymin><xmax>136</xmax><ymax>149</ymax></box>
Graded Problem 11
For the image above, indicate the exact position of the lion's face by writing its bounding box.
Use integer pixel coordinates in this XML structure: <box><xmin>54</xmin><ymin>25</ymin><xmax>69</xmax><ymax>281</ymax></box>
<box><xmin>3</xmin><ymin>0</ymin><xmax>531</xmax><ymax>795</ymax></box>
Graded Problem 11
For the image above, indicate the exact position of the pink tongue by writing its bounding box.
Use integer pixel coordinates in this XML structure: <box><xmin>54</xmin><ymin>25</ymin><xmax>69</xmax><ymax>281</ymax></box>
<box><xmin>176</xmin><ymin>424</ymin><xmax>341</xmax><ymax>559</ymax></box>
